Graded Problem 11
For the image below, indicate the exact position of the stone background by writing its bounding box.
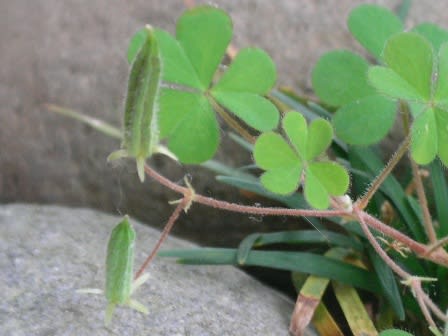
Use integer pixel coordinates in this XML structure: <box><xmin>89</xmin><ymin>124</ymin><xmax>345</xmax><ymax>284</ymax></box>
<box><xmin>1</xmin><ymin>0</ymin><xmax>445</xmax><ymax>246</ymax></box>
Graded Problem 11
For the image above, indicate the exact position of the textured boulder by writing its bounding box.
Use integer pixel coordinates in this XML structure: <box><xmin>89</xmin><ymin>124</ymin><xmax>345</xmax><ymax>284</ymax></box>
<box><xmin>0</xmin><ymin>204</ymin><xmax>319</xmax><ymax>335</ymax></box>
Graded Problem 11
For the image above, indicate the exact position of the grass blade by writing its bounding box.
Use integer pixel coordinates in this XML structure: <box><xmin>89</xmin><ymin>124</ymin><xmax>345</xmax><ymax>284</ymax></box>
<box><xmin>429</xmin><ymin>160</ymin><xmax>448</xmax><ymax>237</ymax></box>
<box><xmin>159</xmin><ymin>248</ymin><xmax>381</xmax><ymax>293</ymax></box>
<box><xmin>367</xmin><ymin>246</ymin><xmax>405</xmax><ymax>320</ymax></box>
<box><xmin>237</xmin><ymin>230</ymin><xmax>364</xmax><ymax>264</ymax></box>
<box><xmin>333</xmin><ymin>281</ymin><xmax>378</xmax><ymax>335</ymax></box>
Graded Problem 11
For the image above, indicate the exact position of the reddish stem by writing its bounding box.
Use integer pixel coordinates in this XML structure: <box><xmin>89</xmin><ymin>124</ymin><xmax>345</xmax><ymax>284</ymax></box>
<box><xmin>135</xmin><ymin>199</ymin><xmax>187</xmax><ymax>279</ymax></box>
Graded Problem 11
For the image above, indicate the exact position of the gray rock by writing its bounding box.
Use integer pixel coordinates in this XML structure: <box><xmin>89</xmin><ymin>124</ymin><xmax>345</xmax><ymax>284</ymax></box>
<box><xmin>1</xmin><ymin>0</ymin><xmax>445</xmax><ymax>246</ymax></box>
<box><xmin>0</xmin><ymin>204</ymin><xmax>318</xmax><ymax>336</ymax></box>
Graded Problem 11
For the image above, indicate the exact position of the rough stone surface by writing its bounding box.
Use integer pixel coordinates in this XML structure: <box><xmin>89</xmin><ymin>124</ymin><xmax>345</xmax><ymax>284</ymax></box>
<box><xmin>0</xmin><ymin>204</ymin><xmax>317</xmax><ymax>336</ymax></box>
<box><xmin>1</xmin><ymin>0</ymin><xmax>445</xmax><ymax>246</ymax></box>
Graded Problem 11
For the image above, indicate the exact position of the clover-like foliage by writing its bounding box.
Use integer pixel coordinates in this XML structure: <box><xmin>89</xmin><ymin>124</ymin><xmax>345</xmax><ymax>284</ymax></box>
<box><xmin>311</xmin><ymin>4</ymin><xmax>402</xmax><ymax>146</ymax></box>
<box><xmin>368</xmin><ymin>32</ymin><xmax>448</xmax><ymax>166</ymax></box>
<box><xmin>128</xmin><ymin>6</ymin><xmax>279</xmax><ymax>164</ymax></box>
<box><xmin>254</xmin><ymin>111</ymin><xmax>349</xmax><ymax>209</ymax></box>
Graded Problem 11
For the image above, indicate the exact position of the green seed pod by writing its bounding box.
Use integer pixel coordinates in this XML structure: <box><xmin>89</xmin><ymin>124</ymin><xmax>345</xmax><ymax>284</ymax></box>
<box><xmin>109</xmin><ymin>25</ymin><xmax>162</xmax><ymax>182</ymax></box>
<box><xmin>105</xmin><ymin>215</ymin><xmax>136</xmax><ymax>306</ymax></box>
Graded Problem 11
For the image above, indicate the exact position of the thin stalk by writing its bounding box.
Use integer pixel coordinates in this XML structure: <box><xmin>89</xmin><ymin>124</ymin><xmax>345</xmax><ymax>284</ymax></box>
<box><xmin>208</xmin><ymin>96</ymin><xmax>256</xmax><ymax>144</ymax></box>
<box><xmin>401</xmin><ymin>100</ymin><xmax>437</xmax><ymax>243</ymax></box>
<box><xmin>135</xmin><ymin>199</ymin><xmax>188</xmax><ymax>279</ymax></box>
<box><xmin>411</xmin><ymin>159</ymin><xmax>436</xmax><ymax>243</ymax></box>
<box><xmin>144</xmin><ymin>163</ymin><xmax>349</xmax><ymax>218</ymax></box>
<box><xmin>356</xmin><ymin>134</ymin><xmax>410</xmax><ymax>210</ymax></box>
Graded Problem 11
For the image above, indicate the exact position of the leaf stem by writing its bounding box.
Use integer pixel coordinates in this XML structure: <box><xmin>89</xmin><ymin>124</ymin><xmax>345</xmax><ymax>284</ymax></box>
<box><xmin>207</xmin><ymin>95</ymin><xmax>256</xmax><ymax>144</ymax></box>
<box><xmin>144</xmin><ymin>163</ymin><xmax>349</xmax><ymax>218</ymax></box>
<box><xmin>135</xmin><ymin>198</ymin><xmax>188</xmax><ymax>279</ymax></box>
<box><xmin>356</xmin><ymin>134</ymin><xmax>410</xmax><ymax>210</ymax></box>
<box><xmin>400</xmin><ymin>100</ymin><xmax>437</xmax><ymax>243</ymax></box>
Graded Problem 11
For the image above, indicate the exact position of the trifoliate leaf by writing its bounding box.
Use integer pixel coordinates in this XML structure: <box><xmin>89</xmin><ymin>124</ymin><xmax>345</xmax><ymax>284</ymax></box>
<box><xmin>348</xmin><ymin>4</ymin><xmax>403</xmax><ymax>59</ymax></box>
<box><xmin>381</xmin><ymin>32</ymin><xmax>434</xmax><ymax>100</ymax></box>
<box><xmin>333</xmin><ymin>95</ymin><xmax>397</xmax><ymax>145</ymax></box>
<box><xmin>149</xmin><ymin>6</ymin><xmax>279</xmax><ymax>163</ymax></box>
<box><xmin>312</xmin><ymin>51</ymin><xmax>374</xmax><ymax>107</ymax></box>
<box><xmin>254</xmin><ymin>112</ymin><xmax>350</xmax><ymax>208</ymax></box>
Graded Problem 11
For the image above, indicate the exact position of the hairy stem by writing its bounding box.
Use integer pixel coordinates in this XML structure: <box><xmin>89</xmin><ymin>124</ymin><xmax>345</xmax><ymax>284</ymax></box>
<box><xmin>401</xmin><ymin>100</ymin><xmax>437</xmax><ymax>243</ymax></box>
<box><xmin>411</xmin><ymin>159</ymin><xmax>436</xmax><ymax>243</ymax></box>
<box><xmin>208</xmin><ymin>96</ymin><xmax>256</xmax><ymax>144</ymax></box>
<box><xmin>356</xmin><ymin>135</ymin><xmax>410</xmax><ymax>210</ymax></box>
<box><xmin>144</xmin><ymin>163</ymin><xmax>349</xmax><ymax>218</ymax></box>
<box><xmin>135</xmin><ymin>199</ymin><xmax>188</xmax><ymax>279</ymax></box>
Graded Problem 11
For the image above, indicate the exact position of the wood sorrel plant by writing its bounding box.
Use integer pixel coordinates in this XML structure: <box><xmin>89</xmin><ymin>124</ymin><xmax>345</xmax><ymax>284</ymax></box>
<box><xmin>48</xmin><ymin>2</ymin><xmax>448</xmax><ymax>335</ymax></box>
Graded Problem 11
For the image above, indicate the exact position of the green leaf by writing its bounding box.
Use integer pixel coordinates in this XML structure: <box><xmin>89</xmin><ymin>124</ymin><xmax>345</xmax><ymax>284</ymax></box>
<box><xmin>254</xmin><ymin>132</ymin><xmax>302</xmax><ymax>194</ymax></box>
<box><xmin>150</xmin><ymin>7</ymin><xmax>279</xmax><ymax>164</ymax></box>
<box><xmin>411</xmin><ymin>108</ymin><xmax>437</xmax><ymax>165</ymax></box>
<box><xmin>312</xmin><ymin>51</ymin><xmax>374</xmax><ymax>106</ymax></box>
<box><xmin>382</xmin><ymin>32</ymin><xmax>434</xmax><ymax>100</ymax></box>
<box><xmin>304</xmin><ymin>169</ymin><xmax>330</xmax><ymax>209</ymax></box>
<box><xmin>127</xmin><ymin>28</ymin><xmax>147</xmax><ymax>64</ymax></box>
<box><xmin>212</xmin><ymin>48</ymin><xmax>276</xmax><ymax>93</ymax></box>
<box><xmin>254</xmin><ymin>132</ymin><xmax>300</xmax><ymax>170</ymax></box>
<box><xmin>255</xmin><ymin>112</ymin><xmax>349</xmax><ymax>207</ymax></box>
<box><xmin>282</xmin><ymin>112</ymin><xmax>307</xmax><ymax>155</ymax></box>
<box><xmin>306</xmin><ymin>118</ymin><xmax>333</xmax><ymax>161</ymax></box>
<box><xmin>154</xmin><ymin>29</ymin><xmax>202</xmax><ymax>89</ymax></box>
<box><xmin>434</xmin><ymin>43</ymin><xmax>448</xmax><ymax>104</ymax></box>
<box><xmin>413</xmin><ymin>23</ymin><xmax>448</xmax><ymax>51</ymax></box>
<box><xmin>348</xmin><ymin>4</ymin><xmax>403</xmax><ymax>59</ymax></box>
<box><xmin>368</xmin><ymin>66</ymin><xmax>426</xmax><ymax>101</ymax></box>
<box><xmin>159</xmin><ymin>248</ymin><xmax>381</xmax><ymax>293</ymax></box>
<box><xmin>309</xmin><ymin>162</ymin><xmax>350</xmax><ymax>196</ymax></box>
<box><xmin>211</xmin><ymin>92</ymin><xmax>279</xmax><ymax>131</ymax></box>
<box><xmin>176</xmin><ymin>6</ymin><xmax>232</xmax><ymax>88</ymax></box>
<box><xmin>159</xmin><ymin>89</ymin><xmax>219</xmax><ymax>163</ymax></box>
<box><xmin>435</xmin><ymin>107</ymin><xmax>448</xmax><ymax>165</ymax></box>
<box><xmin>333</xmin><ymin>95</ymin><xmax>397</xmax><ymax>145</ymax></box>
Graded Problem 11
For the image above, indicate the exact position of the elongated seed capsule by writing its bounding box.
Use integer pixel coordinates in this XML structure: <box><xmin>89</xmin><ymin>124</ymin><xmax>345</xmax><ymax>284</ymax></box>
<box><xmin>109</xmin><ymin>25</ymin><xmax>162</xmax><ymax>182</ymax></box>
<box><xmin>105</xmin><ymin>215</ymin><xmax>135</xmax><ymax>324</ymax></box>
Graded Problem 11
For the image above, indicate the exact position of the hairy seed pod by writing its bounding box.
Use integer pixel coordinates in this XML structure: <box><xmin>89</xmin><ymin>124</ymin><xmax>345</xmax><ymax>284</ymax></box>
<box><xmin>109</xmin><ymin>25</ymin><xmax>162</xmax><ymax>182</ymax></box>
<box><xmin>105</xmin><ymin>215</ymin><xmax>135</xmax><ymax>306</ymax></box>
